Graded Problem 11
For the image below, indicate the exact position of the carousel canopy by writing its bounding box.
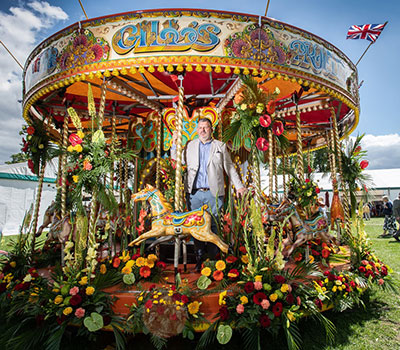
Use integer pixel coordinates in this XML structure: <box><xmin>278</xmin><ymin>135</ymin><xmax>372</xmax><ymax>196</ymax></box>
<box><xmin>22</xmin><ymin>9</ymin><xmax>360</xmax><ymax>152</ymax></box>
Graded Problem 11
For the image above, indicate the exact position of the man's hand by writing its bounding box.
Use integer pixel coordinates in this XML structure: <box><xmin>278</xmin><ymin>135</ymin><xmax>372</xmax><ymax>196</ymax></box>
<box><xmin>237</xmin><ymin>187</ymin><xmax>247</xmax><ymax>198</ymax></box>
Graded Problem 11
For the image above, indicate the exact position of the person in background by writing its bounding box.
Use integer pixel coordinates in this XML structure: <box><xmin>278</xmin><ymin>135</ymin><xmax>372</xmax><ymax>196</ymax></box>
<box><xmin>379</xmin><ymin>195</ymin><xmax>396</xmax><ymax>238</ymax></box>
<box><xmin>392</xmin><ymin>193</ymin><xmax>400</xmax><ymax>242</ymax></box>
<box><xmin>363</xmin><ymin>202</ymin><xmax>371</xmax><ymax>221</ymax></box>
<box><xmin>171</xmin><ymin>118</ymin><xmax>246</xmax><ymax>271</ymax></box>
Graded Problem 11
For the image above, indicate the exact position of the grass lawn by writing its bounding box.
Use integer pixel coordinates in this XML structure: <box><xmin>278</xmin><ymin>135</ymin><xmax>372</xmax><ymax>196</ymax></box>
<box><xmin>0</xmin><ymin>218</ymin><xmax>399</xmax><ymax>349</ymax></box>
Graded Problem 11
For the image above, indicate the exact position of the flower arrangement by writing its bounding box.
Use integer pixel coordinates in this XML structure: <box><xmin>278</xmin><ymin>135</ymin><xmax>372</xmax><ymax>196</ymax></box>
<box><xmin>340</xmin><ymin>134</ymin><xmax>372</xmax><ymax>215</ymax></box>
<box><xmin>127</xmin><ymin>281</ymin><xmax>204</xmax><ymax>343</ymax></box>
<box><xmin>312</xmin><ymin>269</ymin><xmax>365</xmax><ymax>312</ymax></box>
<box><xmin>20</xmin><ymin>121</ymin><xmax>56</xmax><ymax>175</ymax></box>
<box><xmin>196</xmin><ymin>256</ymin><xmax>242</xmax><ymax>290</ymax></box>
<box><xmin>97</xmin><ymin>250</ymin><xmax>166</xmax><ymax>286</ymax></box>
<box><xmin>293</xmin><ymin>239</ymin><xmax>335</xmax><ymax>264</ymax></box>
<box><xmin>224</xmin><ymin>75</ymin><xmax>289</xmax><ymax>154</ymax></box>
<box><xmin>289</xmin><ymin>176</ymin><xmax>321</xmax><ymax>210</ymax></box>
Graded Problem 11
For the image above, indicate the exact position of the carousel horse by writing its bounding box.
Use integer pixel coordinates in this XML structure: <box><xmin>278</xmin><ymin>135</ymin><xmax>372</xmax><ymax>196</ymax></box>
<box><xmin>276</xmin><ymin>197</ymin><xmax>338</xmax><ymax>258</ymax></box>
<box><xmin>129</xmin><ymin>184</ymin><xmax>229</xmax><ymax>272</ymax></box>
<box><xmin>330</xmin><ymin>188</ymin><xmax>345</xmax><ymax>242</ymax></box>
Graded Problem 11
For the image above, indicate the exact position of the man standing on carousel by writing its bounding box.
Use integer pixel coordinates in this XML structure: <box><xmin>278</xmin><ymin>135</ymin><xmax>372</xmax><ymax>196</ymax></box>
<box><xmin>171</xmin><ymin>118</ymin><xmax>247</xmax><ymax>271</ymax></box>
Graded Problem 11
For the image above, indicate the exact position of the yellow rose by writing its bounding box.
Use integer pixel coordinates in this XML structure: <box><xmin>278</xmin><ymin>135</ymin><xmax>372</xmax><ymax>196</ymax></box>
<box><xmin>240</xmin><ymin>103</ymin><xmax>247</xmax><ymax>110</ymax></box>
<box><xmin>79</xmin><ymin>276</ymin><xmax>88</xmax><ymax>286</ymax></box>
<box><xmin>10</xmin><ymin>261</ymin><xmax>16</xmax><ymax>268</ymax></box>
<box><xmin>255</xmin><ymin>275</ymin><xmax>263</xmax><ymax>283</ymax></box>
<box><xmin>280</xmin><ymin>284</ymin><xmax>290</xmax><ymax>293</ymax></box>
<box><xmin>188</xmin><ymin>301</ymin><xmax>200</xmax><ymax>315</ymax></box>
<box><xmin>67</xmin><ymin>145</ymin><xmax>74</xmax><ymax>152</ymax></box>
<box><xmin>201</xmin><ymin>267</ymin><xmax>211</xmax><ymax>277</ymax></box>
<box><xmin>72</xmin><ymin>175</ymin><xmax>79</xmax><ymax>183</ymax></box>
<box><xmin>145</xmin><ymin>259</ymin><xmax>154</xmax><ymax>268</ymax></box>
<box><xmin>74</xmin><ymin>144</ymin><xmax>83</xmax><ymax>153</ymax></box>
<box><xmin>332</xmin><ymin>286</ymin><xmax>337</xmax><ymax>293</ymax></box>
<box><xmin>269</xmin><ymin>293</ymin><xmax>278</xmax><ymax>302</ymax></box>
<box><xmin>54</xmin><ymin>295</ymin><xmax>63</xmax><ymax>305</ymax></box>
<box><xmin>100</xmin><ymin>264</ymin><xmax>107</xmax><ymax>274</ymax></box>
<box><xmin>86</xmin><ymin>286</ymin><xmax>95</xmax><ymax>296</ymax></box>
<box><xmin>63</xmin><ymin>307</ymin><xmax>73</xmax><ymax>315</ymax></box>
<box><xmin>121</xmin><ymin>266</ymin><xmax>132</xmax><ymax>274</ymax></box>
<box><xmin>215</xmin><ymin>260</ymin><xmax>226</xmax><ymax>271</ymax></box>
<box><xmin>240</xmin><ymin>295</ymin><xmax>248</xmax><ymax>304</ymax></box>
<box><xmin>77</xmin><ymin>131</ymin><xmax>85</xmax><ymax>139</ymax></box>
<box><xmin>136</xmin><ymin>257</ymin><xmax>145</xmax><ymax>267</ymax></box>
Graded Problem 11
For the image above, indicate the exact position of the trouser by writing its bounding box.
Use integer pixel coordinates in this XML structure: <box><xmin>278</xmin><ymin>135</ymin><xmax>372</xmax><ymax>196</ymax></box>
<box><xmin>393</xmin><ymin>217</ymin><xmax>400</xmax><ymax>238</ymax></box>
<box><xmin>187</xmin><ymin>190</ymin><xmax>224</xmax><ymax>259</ymax></box>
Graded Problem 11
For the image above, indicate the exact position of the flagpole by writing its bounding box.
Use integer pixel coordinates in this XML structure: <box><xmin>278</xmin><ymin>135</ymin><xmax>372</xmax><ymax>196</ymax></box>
<box><xmin>355</xmin><ymin>41</ymin><xmax>374</xmax><ymax>66</ymax></box>
<box><xmin>0</xmin><ymin>39</ymin><xmax>23</xmax><ymax>70</ymax></box>
<box><xmin>265</xmin><ymin>0</ymin><xmax>271</xmax><ymax>16</ymax></box>
<box><xmin>355</xmin><ymin>21</ymin><xmax>388</xmax><ymax>66</ymax></box>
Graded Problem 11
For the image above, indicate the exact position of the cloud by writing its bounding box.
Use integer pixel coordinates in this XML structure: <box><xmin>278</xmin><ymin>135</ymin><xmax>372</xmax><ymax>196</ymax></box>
<box><xmin>359</xmin><ymin>134</ymin><xmax>400</xmax><ymax>170</ymax></box>
<box><xmin>0</xmin><ymin>1</ymin><xmax>68</xmax><ymax>163</ymax></box>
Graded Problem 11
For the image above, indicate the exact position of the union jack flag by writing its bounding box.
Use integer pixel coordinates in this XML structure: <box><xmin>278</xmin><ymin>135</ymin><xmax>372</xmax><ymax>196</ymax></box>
<box><xmin>346</xmin><ymin>23</ymin><xmax>387</xmax><ymax>42</ymax></box>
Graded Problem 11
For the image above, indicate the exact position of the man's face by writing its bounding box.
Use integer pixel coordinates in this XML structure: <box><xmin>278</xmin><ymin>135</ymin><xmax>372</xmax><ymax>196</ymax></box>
<box><xmin>197</xmin><ymin>121</ymin><xmax>213</xmax><ymax>143</ymax></box>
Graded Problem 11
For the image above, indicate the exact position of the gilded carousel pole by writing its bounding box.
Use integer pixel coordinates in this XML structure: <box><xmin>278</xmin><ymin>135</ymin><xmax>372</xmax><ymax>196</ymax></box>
<box><xmin>295</xmin><ymin>109</ymin><xmax>304</xmax><ymax>179</ymax></box>
<box><xmin>268</xmin><ymin>129</ymin><xmax>274</xmax><ymax>200</ymax></box>
<box><xmin>155</xmin><ymin>112</ymin><xmax>163</xmax><ymax>190</ymax></box>
<box><xmin>174</xmin><ymin>77</ymin><xmax>185</xmax><ymax>212</ymax></box>
<box><xmin>331</xmin><ymin>107</ymin><xmax>351</xmax><ymax>236</ymax></box>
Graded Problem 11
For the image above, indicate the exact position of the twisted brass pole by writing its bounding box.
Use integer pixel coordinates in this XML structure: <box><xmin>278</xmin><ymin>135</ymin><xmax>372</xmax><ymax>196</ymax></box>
<box><xmin>273</xmin><ymin>138</ymin><xmax>278</xmax><ymax>200</ymax></box>
<box><xmin>268</xmin><ymin>129</ymin><xmax>273</xmax><ymax>199</ymax></box>
<box><xmin>218</xmin><ymin>112</ymin><xmax>223</xmax><ymax>141</ymax></box>
<box><xmin>31</xmin><ymin>160</ymin><xmax>46</xmax><ymax>254</ymax></box>
<box><xmin>155</xmin><ymin>113</ymin><xmax>163</xmax><ymax>189</ymax></box>
<box><xmin>331</xmin><ymin>108</ymin><xmax>351</xmax><ymax>235</ymax></box>
<box><xmin>119</xmin><ymin>160</ymin><xmax>123</xmax><ymax>204</ymax></box>
<box><xmin>61</xmin><ymin>116</ymin><xmax>69</xmax><ymax>218</ymax></box>
<box><xmin>282</xmin><ymin>153</ymin><xmax>287</xmax><ymax>195</ymax></box>
<box><xmin>110</xmin><ymin>114</ymin><xmax>117</xmax><ymax>191</ymax></box>
<box><xmin>174</xmin><ymin>86</ymin><xmax>185</xmax><ymax>212</ymax></box>
<box><xmin>296</xmin><ymin>109</ymin><xmax>304</xmax><ymax>180</ymax></box>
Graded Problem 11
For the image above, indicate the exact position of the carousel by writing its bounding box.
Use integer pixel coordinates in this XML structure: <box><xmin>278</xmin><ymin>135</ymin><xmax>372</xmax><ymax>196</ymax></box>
<box><xmin>0</xmin><ymin>8</ymin><xmax>394</xmax><ymax>350</ymax></box>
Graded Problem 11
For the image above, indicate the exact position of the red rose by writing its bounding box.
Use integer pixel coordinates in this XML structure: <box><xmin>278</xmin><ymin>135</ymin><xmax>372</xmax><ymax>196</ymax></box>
<box><xmin>148</xmin><ymin>284</ymin><xmax>156</xmax><ymax>291</ymax></box>
<box><xmin>272</xmin><ymin>302</ymin><xmax>283</xmax><ymax>317</ymax></box>
<box><xmin>305</xmin><ymin>178</ymin><xmax>310</xmax><ymax>183</ymax></box>
<box><xmin>316</xmin><ymin>187</ymin><xmax>321</xmax><ymax>194</ymax></box>
<box><xmin>381</xmin><ymin>266</ymin><xmax>388</xmax><ymax>276</ymax></box>
<box><xmin>244</xmin><ymin>281</ymin><xmax>255</xmax><ymax>294</ymax></box>
<box><xmin>256</xmin><ymin>137</ymin><xmax>269</xmax><ymax>151</ymax></box>
<box><xmin>274</xmin><ymin>275</ymin><xmax>286</xmax><ymax>284</ymax></box>
<box><xmin>219</xmin><ymin>306</ymin><xmax>229</xmax><ymax>321</ymax></box>
<box><xmin>358</xmin><ymin>266</ymin><xmax>366</xmax><ymax>273</ymax></box>
<box><xmin>181</xmin><ymin>295</ymin><xmax>189</xmax><ymax>304</ymax></box>
<box><xmin>260</xmin><ymin>314</ymin><xmax>271</xmax><ymax>328</ymax></box>
<box><xmin>140</xmin><ymin>266</ymin><xmax>151</xmax><ymax>278</ymax></box>
<box><xmin>360</xmin><ymin>160</ymin><xmax>369</xmax><ymax>170</ymax></box>
<box><xmin>239</xmin><ymin>246</ymin><xmax>247</xmax><ymax>254</ymax></box>
<box><xmin>145</xmin><ymin>300</ymin><xmax>153</xmax><ymax>309</ymax></box>
<box><xmin>69</xmin><ymin>133</ymin><xmax>82</xmax><ymax>147</ymax></box>
<box><xmin>253</xmin><ymin>292</ymin><xmax>267</xmax><ymax>305</ymax></box>
<box><xmin>286</xmin><ymin>293</ymin><xmax>295</xmax><ymax>304</ymax></box>
<box><xmin>272</xmin><ymin>121</ymin><xmax>284</xmax><ymax>136</ymax></box>
<box><xmin>70</xmin><ymin>294</ymin><xmax>82</xmax><ymax>306</ymax></box>
<box><xmin>27</xmin><ymin>126</ymin><xmax>35</xmax><ymax>135</ymax></box>
<box><xmin>259</xmin><ymin>114</ymin><xmax>272</xmax><ymax>128</ymax></box>
<box><xmin>156</xmin><ymin>261</ymin><xmax>166</xmax><ymax>269</ymax></box>
<box><xmin>226</xmin><ymin>256</ymin><xmax>238</xmax><ymax>264</ymax></box>
<box><xmin>350</xmin><ymin>281</ymin><xmax>356</xmax><ymax>288</ymax></box>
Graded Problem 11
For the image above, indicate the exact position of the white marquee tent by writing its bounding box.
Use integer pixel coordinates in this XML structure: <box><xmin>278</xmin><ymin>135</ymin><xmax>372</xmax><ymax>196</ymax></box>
<box><xmin>0</xmin><ymin>162</ymin><xmax>57</xmax><ymax>236</ymax></box>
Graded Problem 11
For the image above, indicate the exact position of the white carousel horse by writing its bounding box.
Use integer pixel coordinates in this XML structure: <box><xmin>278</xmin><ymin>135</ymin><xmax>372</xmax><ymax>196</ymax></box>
<box><xmin>129</xmin><ymin>184</ymin><xmax>229</xmax><ymax>273</ymax></box>
<box><xmin>276</xmin><ymin>197</ymin><xmax>339</xmax><ymax>258</ymax></box>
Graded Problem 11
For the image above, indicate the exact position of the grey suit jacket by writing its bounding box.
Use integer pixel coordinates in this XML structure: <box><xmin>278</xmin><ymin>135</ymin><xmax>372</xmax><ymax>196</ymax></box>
<box><xmin>171</xmin><ymin>138</ymin><xmax>244</xmax><ymax>197</ymax></box>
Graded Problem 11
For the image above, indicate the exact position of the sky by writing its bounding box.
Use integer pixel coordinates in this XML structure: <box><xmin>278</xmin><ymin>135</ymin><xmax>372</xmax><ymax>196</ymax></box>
<box><xmin>0</xmin><ymin>0</ymin><xmax>399</xmax><ymax>169</ymax></box>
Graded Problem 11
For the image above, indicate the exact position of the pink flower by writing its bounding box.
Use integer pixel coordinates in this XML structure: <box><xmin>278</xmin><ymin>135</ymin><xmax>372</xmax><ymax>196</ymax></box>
<box><xmin>256</xmin><ymin>137</ymin><xmax>269</xmax><ymax>151</ymax></box>
<box><xmin>236</xmin><ymin>304</ymin><xmax>244</xmax><ymax>314</ymax></box>
<box><xmin>69</xmin><ymin>286</ymin><xmax>79</xmax><ymax>296</ymax></box>
<box><xmin>75</xmin><ymin>308</ymin><xmax>85</xmax><ymax>318</ymax></box>
<box><xmin>272</xmin><ymin>121</ymin><xmax>284</xmax><ymax>136</ymax></box>
<box><xmin>254</xmin><ymin>281</ymin><xmax>263</xmax><ymax>290</ymax></box>
<box><xmin>261</xmin><ymin>299</ymin><xmax>270</xmax><ymax>310</ymax></box>
<box><xmin>69</xmin><ymin>133</ymin><xmax>82</xmax><ymax>146</ymax></box>
<box><xmin>378</xmin><ymin>278</ymin><xmax>384</xmax><ymax>285</ymax></box>
<box><xmin>360</xmin><ymin>160</ymin><xmax>369</xmax><ymax>170</ymax></box>
<box><xmin>83</xmin><ymin>159</ymin><xmax>93</xmax><ymax>171</ymax></box>
<box><xmin>259</xmin><ymin>114</ymin><xmax>272</xmax><ymax>128</ymax></box>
